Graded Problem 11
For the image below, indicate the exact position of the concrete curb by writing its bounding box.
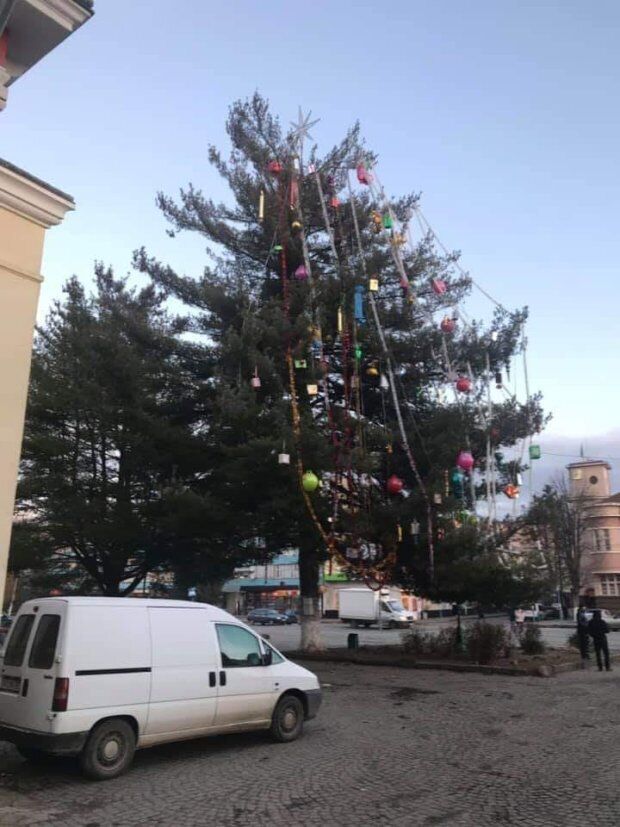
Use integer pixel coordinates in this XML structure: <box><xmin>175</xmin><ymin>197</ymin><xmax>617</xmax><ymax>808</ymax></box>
<box><xmin>286</xmin><ymin>649</ymin><xmax>582</xmax><ymax>678</ymax></box>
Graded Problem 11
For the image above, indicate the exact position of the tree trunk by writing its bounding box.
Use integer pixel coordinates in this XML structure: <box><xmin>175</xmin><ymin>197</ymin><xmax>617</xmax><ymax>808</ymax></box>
<box><xmin>298</xmin><ymin>542</ymin><xmax>324</xmax><ymax>652</ymax></box>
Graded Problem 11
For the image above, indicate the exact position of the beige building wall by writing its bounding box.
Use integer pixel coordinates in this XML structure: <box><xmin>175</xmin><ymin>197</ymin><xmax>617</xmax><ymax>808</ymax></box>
<box><xmin>0</xmin><ymin>160</ymin><xmax>74</xmax><ymax>607</ymax></box>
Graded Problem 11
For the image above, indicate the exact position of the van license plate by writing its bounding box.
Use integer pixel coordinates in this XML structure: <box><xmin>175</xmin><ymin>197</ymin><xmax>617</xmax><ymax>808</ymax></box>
<box><xmin>0</xmin><ymin>675</ymin><xmax>20</xmax><ymax>694</ymax></box>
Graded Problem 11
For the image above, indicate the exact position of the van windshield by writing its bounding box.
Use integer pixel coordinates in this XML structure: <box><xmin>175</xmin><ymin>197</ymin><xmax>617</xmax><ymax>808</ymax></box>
<box><xmin>385</xmin><ymin>601</ymin><xmax>404</xmax><ymax>613</ymax></box>
<box><xmin>4</xmin><ymin>614</ymin><xmax>35</xmax><ymax>667</ymax></box>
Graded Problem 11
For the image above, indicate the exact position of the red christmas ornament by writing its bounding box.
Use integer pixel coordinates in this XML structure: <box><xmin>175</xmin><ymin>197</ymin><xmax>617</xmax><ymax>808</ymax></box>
<box><xmin>330</xmin><ymin>196</ymin><xmax>340</xmax><ymax>209</ymax></box>
<box><xmin>387</xmin><ymin>474</ymin><xmax>404</xmax><ymax>495</ymax></box>
<box><xmin>267</xmin><ymin>160</ymin><xmax>282</xmax><ymax>174</ymax></box>
<box><xmin>504</xmin><ymin>484</ymin><xmax>519</xmax><ymax>499</ymax></box>
<box><xmin>440</xmin><ymin>317</ymin><xmax>456</xmax><ymax>334</ymax></box>
<box><xmin>456</xmin><ymin>376</ymin><xmax>472</xmax><ymax>393</ymax></box>
<box><xmin>294</xmin><ymin>265</ymin><xmax>308</xmax><ymax>280</ymax></box>
<box><xmin>431</xmin><ymin>278</ymin><xmax>447</xmax><ymax>295</ymax></box>
<box><xmin>356</xmin><ymin>164</ymin><xmax>373</xmax><ymax>185</ymax></box>
<box><xmin>456</xmin><ymin>450</ymin><xmax>475</xmax><ymax>472</ymax></box>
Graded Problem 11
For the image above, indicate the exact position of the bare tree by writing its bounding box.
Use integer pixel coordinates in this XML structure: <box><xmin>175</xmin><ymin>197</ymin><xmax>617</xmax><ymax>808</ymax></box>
<box><xmin>525</xmin><ymin>476</ymin><xmax>593</xmax><ymax>609</ymax></box>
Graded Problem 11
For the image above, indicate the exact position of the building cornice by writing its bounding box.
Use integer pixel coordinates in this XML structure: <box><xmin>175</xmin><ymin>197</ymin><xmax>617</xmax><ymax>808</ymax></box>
<box><xmin>0</xmin><ymin>158</ymin><xmax>74</xmax><ymax>227</ymax></box>
<box><xmin>24</xmin><ymin>0</ymin><xmax>92</xmax><ymax>30</ymax></box>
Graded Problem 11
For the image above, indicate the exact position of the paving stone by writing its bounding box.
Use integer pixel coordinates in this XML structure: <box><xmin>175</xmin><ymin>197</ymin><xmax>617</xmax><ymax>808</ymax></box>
<box><xmin>0</xmin><ymin>665</ymin><xmax>618</xmax><ymax>825</ymax></box>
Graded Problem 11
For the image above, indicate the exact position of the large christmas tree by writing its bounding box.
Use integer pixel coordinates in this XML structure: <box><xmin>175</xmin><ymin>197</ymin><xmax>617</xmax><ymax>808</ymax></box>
<box><xmin>135</xmin><ymin>94</ymin><xmax>545</xmax><ymax>650</ymax></box>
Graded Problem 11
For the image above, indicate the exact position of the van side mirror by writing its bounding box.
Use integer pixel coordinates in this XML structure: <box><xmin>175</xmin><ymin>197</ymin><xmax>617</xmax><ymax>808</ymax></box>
<box><xmin>262</xmin><ymin>649</ymin><xmax>273</xmax><ymax>667</ymax></box>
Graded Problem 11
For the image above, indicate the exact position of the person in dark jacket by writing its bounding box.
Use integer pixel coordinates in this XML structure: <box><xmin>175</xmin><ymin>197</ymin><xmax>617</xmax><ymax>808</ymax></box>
<box><xmin>576</xmin><ymin>605</ymin><xmax>590</xmax><ymax>662</ymax></box>
<box><xmin>588</xmin><ymin>610</ymin><xmax>611</xmax><ymax>672</ymax></box>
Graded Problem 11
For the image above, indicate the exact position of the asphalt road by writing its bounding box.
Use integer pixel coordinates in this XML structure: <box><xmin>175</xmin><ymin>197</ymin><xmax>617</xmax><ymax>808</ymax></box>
<box><xmin>251</xmin><ymin>617</ymin><xmax>620</xmax><ymax>653</ymax></box>
<box><xmin>1</xmin><ymin>662</ymin><xmax>618</xmax><ymax>826</ymax></box>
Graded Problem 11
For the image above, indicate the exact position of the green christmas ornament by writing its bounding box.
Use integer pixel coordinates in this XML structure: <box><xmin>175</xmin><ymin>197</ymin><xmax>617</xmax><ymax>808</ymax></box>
<box><xmin>302</xmin><ymin>471</ymin><xmax>320</xmax><ymax>493</ymax></box>
<box><xmin>354</xmin><ymin>345</ymin><xmax>363</xmax><ymax>360</ymax></box>
<box><xmin>529</xmin><ymin>444</ymin><xmax>541</xmax><ymax>460</ymax></box>
<box><xmin>382</xmin><ymin>213</ymin><xmax>393</xmax><ymax>229</ymax></box>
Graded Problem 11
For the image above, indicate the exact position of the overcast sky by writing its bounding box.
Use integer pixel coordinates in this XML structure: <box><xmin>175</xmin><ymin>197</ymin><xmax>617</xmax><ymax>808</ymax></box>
<box><xmin>2</xmin><ymin>0</ymin><xmax>619</xmax><ymax>489</ymax></box>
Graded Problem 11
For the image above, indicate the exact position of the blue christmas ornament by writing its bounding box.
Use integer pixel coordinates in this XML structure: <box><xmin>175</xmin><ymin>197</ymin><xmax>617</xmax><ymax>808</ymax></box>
<box><xmin>354</xmin><ymin>285</ymin><xmax>365</xmax><ymax>323</ymax></box>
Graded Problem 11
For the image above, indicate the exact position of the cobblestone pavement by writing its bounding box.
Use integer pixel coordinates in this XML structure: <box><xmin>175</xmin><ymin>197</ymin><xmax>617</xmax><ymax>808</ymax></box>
<box><xmin>0</xmin><ymin>664</ymin><xmax>618</xmax><ymax>827</ymax></box>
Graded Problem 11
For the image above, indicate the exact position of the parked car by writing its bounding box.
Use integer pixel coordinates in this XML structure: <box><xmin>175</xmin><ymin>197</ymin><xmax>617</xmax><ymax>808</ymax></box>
<box><xmin>581</xmin><ymin>608</ymin><xmax>620</xmax><ymax>631</ymax></box>
<box><xmin>283</xmin><ymin>610</ymin><xmax>299</xmax><ymax>625</ymax></box>
<box><xmin>247</xmin><ymin>608</ymin><xmax>288</xmax><ymax>626</ymax></box>
<box><xmin>0</xmin><ymin>597</ymin><xmax>321</xmax><ymax>780</ymax></box>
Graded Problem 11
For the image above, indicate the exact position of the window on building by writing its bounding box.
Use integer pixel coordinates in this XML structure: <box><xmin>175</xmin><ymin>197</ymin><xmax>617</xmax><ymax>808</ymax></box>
<box><xmin>599</xmin><ymin>574</ymin><xmax>620</xmax><ymax>597</ymax></box>
<box><xmin>593</xmin><ymin>529</ymin><xmax>612</xmax><ymax>552</ymax></box>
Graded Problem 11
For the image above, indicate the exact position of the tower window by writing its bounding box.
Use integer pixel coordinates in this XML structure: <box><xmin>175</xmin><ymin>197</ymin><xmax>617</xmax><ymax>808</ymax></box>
<box><xmin>593</xmin><ymin>529</ymin><xmax>611</xmax><ymax>552</ymax></box>
<box><xmin>589</xmin><ymin>475</ymin><xmax>598</xmax><ymax>485</ymax></box>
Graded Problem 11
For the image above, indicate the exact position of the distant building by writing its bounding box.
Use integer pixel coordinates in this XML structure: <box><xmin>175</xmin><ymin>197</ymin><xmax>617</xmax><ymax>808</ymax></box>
<box><xmin>222</xmin><ymin>550</ymin><xmax>432</xmax><ymax>618</ymax></box>
<box><xmin>568</xmin><ymin>460</ymin><xmax>620</xmax><ymax>611</ymax></box>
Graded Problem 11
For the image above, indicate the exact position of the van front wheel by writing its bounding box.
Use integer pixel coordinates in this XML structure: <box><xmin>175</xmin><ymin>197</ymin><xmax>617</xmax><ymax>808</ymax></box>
<box><xmin>270</xmin><ymin>695</ymin><xmax>304</xmax><ymax>743</ymax></box>
<box><xmin>80</xmin><ymin>719</ymin><xmax>136</xmax><ymax>781</ymax></box>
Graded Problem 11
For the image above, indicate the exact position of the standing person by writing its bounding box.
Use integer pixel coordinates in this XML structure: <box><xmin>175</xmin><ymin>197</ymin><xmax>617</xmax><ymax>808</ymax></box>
<box><xmin>576</xmin><ymin>605</ymin><xmax>590</xmax><ymax>663</ymax></box>
<box><xmin>515</xmin><ymin>608</ymin><xmax>525</xmax><ymax>631</ymax></box>
<box><xmin>588</xmin><ymin>609</ymin><xmax>611</xmax><ymax>672</ymax></box>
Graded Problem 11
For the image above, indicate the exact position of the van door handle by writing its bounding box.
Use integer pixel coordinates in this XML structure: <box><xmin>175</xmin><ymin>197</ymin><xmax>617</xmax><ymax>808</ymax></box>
<box><xmin>43</xmin><ymin>675</ymin><xmax>53</xmax><ymax>680</ymax></box>
<box><xmin>209</xmin><ymin>671</ymin><xmax>216</xmax><ymax>688</ymax></box>
<box><xmin>219</xmin><ymin>671</ymin><xmax>226</xmax><ymax>687</ymax></box>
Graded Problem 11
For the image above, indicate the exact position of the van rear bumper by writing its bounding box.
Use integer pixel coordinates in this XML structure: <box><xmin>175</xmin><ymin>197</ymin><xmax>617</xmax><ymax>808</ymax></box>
<box><xmin>305</xmin><ymin>688</ymin><xmax>322</xmax><ymax>720</ymax></box>
<box><xmin>0</xmin><ymin>724</ymin><xmax>88</xmax><ymax>756</ymax></box>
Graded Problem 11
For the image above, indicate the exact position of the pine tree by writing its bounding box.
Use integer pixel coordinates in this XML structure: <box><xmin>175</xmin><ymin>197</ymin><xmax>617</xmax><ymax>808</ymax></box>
<box><xmin>135</xmin><ymin>93</ymin><xmax>545</xmax><ymax>649</ymax></box>
<box><xmin>13</xmin><ymin>266</ymin><xmax>236</xmax><ymax>596</ymax></box>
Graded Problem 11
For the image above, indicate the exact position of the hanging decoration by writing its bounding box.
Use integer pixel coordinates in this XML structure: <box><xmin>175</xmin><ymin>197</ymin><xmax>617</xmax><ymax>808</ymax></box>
<box><xmin>431</xmin><ymin>278</ymin><xmax>447</xmax><ymax>295</ymax></box>
<box><xmin>371</xmin><ymin>211</ymin><xmax>382</xmax><ymax>233</ymax></box>
<box><xmin>306</xmin><ymin>383</ymin><xmax>318</xmax><ymax>396</ymax></box>
<box><xmin>251</xmin><ymin>367</ymin><xmax>261</xmax><ymax>389</ymax></box>
<box><xmin>382</xmin><ymin>213</ymin><xmax>394</xmax><ymax>229</ymax></box>
<box><xmin>456</xmin><ymin>376</ymin><xmax>472</xmax><ymax>393</ymax></box>
<box><xmin>504</xmin><ymin>484</ymin><xmax>519</xmax><ymax>499</ymax></box>
<box><xmin>387</xmin><ymin>475</ymin><xmax>404</xmax><ymax>495</ymax></box>
<box><xmin>267</xmin><ymin>160</ymin><xmax>282</xmax><ymax>174</ymax></box>
<box><xmin>456</xmin><ymin>450</ymin><xmax>475</xmax><ymax>472</ymax></box>
<box><xmin>329</xmin><ymin>196</ymin><xmax>340</xmax><ymax>209</ymax></box>
<box><xmin>354</xmin><ymin>285</ymin><xmax>365</xmax><ymax>323</ymax></box>
<box><xmin>258</xmin><ymin>189</ymin><xmax>265</xmax><ymax>222</ymax></box>
<box><xmin>294</xmin><ymin>358</ymin><xmax>307</xmax><ymax>369</ymax></box>
<box><xmin>440</xmin><ymin>316</ymin><xmax>456</xmax><ymax>334</ymax></box>
<box><xmin>529</xmin><ymin>444</ymin><xmax>541</xmax><ymax>460</ymax></box>
<box><xmin>302</xmin><ymin>471</ymin><xmax>320</xmax><ymax>493</ymax></box>
<box><xmin>294</xmin><ymin>264</ymin><xmax>308</xmax><ymax>280</ymax></box>
<box><xmin>356</xmin><ymin>164</ymin><xmax>372</xmax><ymax>185</ymax></box>
<box><xmin>369</xmin><ymin>277</ymin><xmax>379</xmax><ymax>292</ymax></box>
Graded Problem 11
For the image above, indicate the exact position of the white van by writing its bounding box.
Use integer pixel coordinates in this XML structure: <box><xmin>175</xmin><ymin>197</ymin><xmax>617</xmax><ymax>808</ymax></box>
<box><xmin>0</xmin><ymin>597</ymin><xmax>321</xmax><ymax>780</ymax></box>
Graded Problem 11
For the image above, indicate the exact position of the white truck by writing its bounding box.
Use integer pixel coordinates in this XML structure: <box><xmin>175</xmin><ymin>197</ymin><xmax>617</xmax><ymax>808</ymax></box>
<box><xmin>339</xmin><ymin>588</ymin><xmax>413</xmax><ymax>629</ymax></box>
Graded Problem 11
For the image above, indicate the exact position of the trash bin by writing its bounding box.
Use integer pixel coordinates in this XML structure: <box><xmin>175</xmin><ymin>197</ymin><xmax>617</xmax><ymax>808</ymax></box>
<box><xmin>347</xmin><ymin>633</ymin><xmax>359</xmax><ymax>650</ymax></box>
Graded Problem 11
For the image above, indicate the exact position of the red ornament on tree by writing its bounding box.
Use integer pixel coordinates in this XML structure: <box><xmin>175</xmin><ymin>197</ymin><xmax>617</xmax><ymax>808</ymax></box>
<box><xmin>294</xmin><ymin>265</ymin><xmax>308</xmax><ymax>280</ymax></box>
<box><xmin>504</xmin><ymin>484</ymin><xmax>519</xmax><ymax>499</ymax></box>
<box><xmin>456</xmin><ymin>450</ymin><xmax>475</xmax><ymax>472</ymax></box>
<box><xmin>456</xmin><ymin>376</ymin><xmax>472</xmax><ymax>393</ymax></box>
<box><xmin>431</xmin><ymin>278</ymin><xmax>447</xmax><ymax>295</ymax></box>
<box><xmin>440</xmin><ymin>317</ymin><xmax>456</xmax><ymax>334</ymax></box>
<box><xmin>330</xmin><ymin>196</ymin><xmax>340</xmax><ymax>209</ymax></box>
<box><xmin>387</xmin><ymin>474</ymin><xmax>404</xmax><ymax>494</ymax></box>
<box><xmin>267</xmin><ymin>160</ymin><xmax>282</xmax><ymax>174</ymax></box>
<box><xmin>356</xmin><ymin>164</ymin><xmax>372</xmax><ymax>185</ymax></box>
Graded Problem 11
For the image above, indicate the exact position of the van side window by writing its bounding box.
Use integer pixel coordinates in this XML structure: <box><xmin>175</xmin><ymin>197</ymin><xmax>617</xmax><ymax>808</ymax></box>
<box><xmin>4</xmin><ymin>615</ymin><xmax>35</xmax><ymax>667</ymax></box>
<box><xmin>29</xmin><ymin>615</ymin><xmax>61</xmax><ymax>669</ymax></box>
<box><xmin>216</xmin><ymin>624</ymin><xmax>262</xmax><ymax>668</ymax></box>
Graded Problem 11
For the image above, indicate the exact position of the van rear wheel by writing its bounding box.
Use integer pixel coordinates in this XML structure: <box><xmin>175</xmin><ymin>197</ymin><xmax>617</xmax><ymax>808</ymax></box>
<box><xmin>80</xmin><ymin>719</ymin><xmax>136</xmax><ymax>781</ymax></box>
<box><xmin>270</xmin><ymin>695</ymin><xmax>304</xmax><ymax>743</ymax></box>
